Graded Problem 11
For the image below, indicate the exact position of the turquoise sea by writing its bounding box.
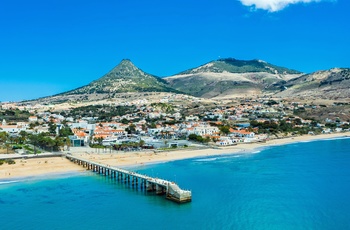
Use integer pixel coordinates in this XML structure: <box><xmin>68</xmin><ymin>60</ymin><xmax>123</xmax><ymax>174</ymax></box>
<box><xmin>1</xmin><ymin>137</ymin><xmax>350</xmax><ymax>230</ymax></box>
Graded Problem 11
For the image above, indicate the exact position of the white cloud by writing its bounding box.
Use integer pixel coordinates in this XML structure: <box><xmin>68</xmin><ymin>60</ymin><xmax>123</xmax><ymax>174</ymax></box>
<box><xmin>239</xmin><ymin>0</ymin><xmax>323</xmax><ymax>12</ymax></box>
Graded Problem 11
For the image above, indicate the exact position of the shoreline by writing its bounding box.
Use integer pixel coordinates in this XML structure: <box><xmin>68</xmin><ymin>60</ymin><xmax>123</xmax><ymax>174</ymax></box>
<box><xmin>0</xmin><ymin>132</ymin><xmax>349</xmax><ymax>181</ymax></box>
<box><xmin>0</xmin><ymin>170</ymin><xmax>87</xmax><ymax>184</ymax></box>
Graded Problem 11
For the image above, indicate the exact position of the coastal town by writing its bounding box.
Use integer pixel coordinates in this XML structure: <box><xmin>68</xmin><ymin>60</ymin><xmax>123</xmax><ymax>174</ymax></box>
<box><xmin>2</xmin><ymin>0</ymin><xmax>350</xmax><ymax>227</ymax></box>
<box><xmin>1</xmin><ymin>94</ymin><xmax>349</xmax><ymax>158</ymax></box>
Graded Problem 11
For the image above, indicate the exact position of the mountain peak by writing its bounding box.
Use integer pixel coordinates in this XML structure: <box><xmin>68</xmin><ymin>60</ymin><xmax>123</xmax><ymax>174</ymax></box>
<box><xmin>119</xmin><ymin>59</ymin><xmax>134</xmax><ymax>66</ymax></box>
<box><xmin>216</xmin><ymin>58</ymin><xmax>302</xmax><ymax>74</ymax></box>
<box><xmin>107</xmin><ymin>59</ymin><xmax>138</xmax><ymax>76</ymax></box>
<box><xmin>178</xmin><ymin>57</ymin><xmax>302</xmax><ymax>75</ymax></box>
<box><xmin>165</xmin><ymin>57</ymin><xmax>303</xmax><ymax>98</ymax></box>
<box><xmin>61</xmin><ymin>58</ymin><xmax>178</xmax><ymax>96</ymax></box>
<box><xmin>107</xmin><ymin>59</ymin><xmax>142</xmax><ymax>74</ymax></box>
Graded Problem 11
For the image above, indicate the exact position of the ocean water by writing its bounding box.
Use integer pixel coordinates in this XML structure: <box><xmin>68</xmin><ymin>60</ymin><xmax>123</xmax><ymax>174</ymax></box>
<box><xmin>1</xmin><ymin>137</ymin><xmax>350</xmax><ymax>230</ymax></box>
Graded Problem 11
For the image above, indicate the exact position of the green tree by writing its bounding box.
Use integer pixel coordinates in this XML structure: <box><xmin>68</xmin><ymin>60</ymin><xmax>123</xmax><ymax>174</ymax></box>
<box><xmin>94</xmin><ymin>137</ymin><xmax>104</xmax><ymax>145</ymax></box>
<box><xmin>64</xmin><ymin>137</ymin><xmax>71</xmax><ymax>151</ymax></box>
<box><xmin>59</xmin><ymin>126</ymin><xmax>74</xmax><ymax>137</ymax></box>
<box><xmin>29</xmin><ymin>123</ymin><xmax>36</xmax><ymax>129</ymax></box>
<box><xmin>0</xmin><ymin>132</ymin><xmax>10</xmax><ymax>153</ymax></box>
<box><xmin>46</xmin><ymin>137</ymin><xmax>56</xmax><ymax>152</ymax></box>
<box><xmin>28</xmin><ymin>134</ymin><xmax>40</xmax><ymax>154</ymax></box>
<box><xmin>54</xmin><ymin>137</ymin><xmax>64</xmax><ymax>151</ymax></box>
<box><xmin>250</xmin><ymin>120</ymin><xmax>259</xmax><ymax>127</ymax></box>
<box><xmin>19</xmin><ymin>130</ymin><xmax>28</xmax><ymax>144</ymax></box>
<box><xmin>325</xmin><ymin>123</ymin><xmax>337</xmax><ymax>128</ymax></box>
<box><xmin>126</xmin><ymin>124</ymin><xmax>136</xmax><ymax>134</ymax></box>
<box><xmin>204</xmin><ymin>136</ymin><xmax>211</xmax><ymax>143</ymax></box>
<box><xmin>121</xmin><ymin>118</ymin><xmax>129</xmax><ymax>124</ymax></box>
<box><xmin>48</xmin><ymin>121</ymin><xmax>57</xmax><ymax>135</ymax></box>
<box><xmin>139</xmin><ymin>139</ymin><xmax>145</xmax><ymax>147</ymax></box>
<box><xmin>188</xmin><ymin>134</ymin><xmax>198</xmax><ymax>141</ymax></box>
<box><xmin>279</xmin><ymin>120</ymin><xmax>292</xmax><ymax>132</ymax></box>
<box><xmin>0</xmin><ymin>132</ymin><xmax>9</xmax><ymax>145</ymax></box>
<box><xmin>219</xmin><ymin>125</ymin><xmax>230</xmax><ymax>135</ymax></box>
<box><xmin>196</xmin><ymin>135</ymin><xmax>204</xmax><ymax>142</ymax></box>
<box><xmin>188</xmin><ymin>134</ymin><xmax>209</xmax><ymax>143</ymax></box>
<box><xmin>294</xmin><ymin>118</ymin><xmax>302</xmax><ymax>126</ymax></box>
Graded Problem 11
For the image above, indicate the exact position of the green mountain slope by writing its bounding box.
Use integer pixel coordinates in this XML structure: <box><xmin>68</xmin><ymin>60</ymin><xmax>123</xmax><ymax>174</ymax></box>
<box><xmin>64</xmin><ymin>59</ymin><xmax>178</xmax><ymax>95</ymax></box>
<box><xmin>165</xmin><ymin>58</ymin><xmax>302</xmax><ymax>98</ymax></box>
<box><xmin>180</xmin><ymin>58</ymin><xmax>301</xmax><ymax>75</ymax></box>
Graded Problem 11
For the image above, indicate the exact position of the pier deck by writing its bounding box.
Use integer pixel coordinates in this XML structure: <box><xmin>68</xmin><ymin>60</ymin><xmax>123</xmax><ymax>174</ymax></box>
<box><xmin>66</xmin><ymin>154</ymin><xmax>191</xmax><ymax>203</ymax></box>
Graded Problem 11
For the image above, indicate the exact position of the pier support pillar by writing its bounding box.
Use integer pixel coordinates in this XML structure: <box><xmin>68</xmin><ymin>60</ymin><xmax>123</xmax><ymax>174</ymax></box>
<box><xmin>146</xmin><ymin>182</ymin><xmax>155</xmax><ymax>192</ymax></box>
<box><xmin>131</xmin><ymin>177</ymin><xmax>135</xmax><ymax>187</ymax></box>
<box><xmin>155</xmin><ymin>185</ymin><xmax>165</xmax><ymax>195</ymax></box>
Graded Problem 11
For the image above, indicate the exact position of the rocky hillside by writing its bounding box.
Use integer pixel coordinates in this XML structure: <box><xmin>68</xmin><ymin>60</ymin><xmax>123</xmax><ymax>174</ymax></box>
<box><xmin>64</xmin><ymin>59</ymin><xmax>177</xmax><ymax>95</ymax></box>
<box><xmin>276</xmin><ymin>68</ymin><xmax>350</xmax><ymax>99</ymax></box>
<box><xmin>164</xmin><ymin>58</ymin><xmax>303</xmax><ymax>98</ymax></box>
<box><xmin>25</xmin><ymin>58</ymin><xmax>349</xmax><ymax>105</ymax></box>
<box><xmin>35</xmin><ymin>59</ymin><xmax>180</xmax><ymax>104</ymax></box>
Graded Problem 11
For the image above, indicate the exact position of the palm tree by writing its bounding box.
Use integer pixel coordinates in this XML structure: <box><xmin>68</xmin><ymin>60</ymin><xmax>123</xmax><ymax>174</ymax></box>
<box><xmin>28</xmin><ymin>134</ymin><xmax>39</xmax><ymax>154</ymax></box>
<box><xmin>93</xmin><ymin>137</ymin><xmax>104</xmax><ymax>146</ymax></box>
<box><xmin>0</xmin><ymin>132</ymin><xmax>9</xmax><ymax>153</ymax></box>
<box><xmin>0</xmin><ymin>132</ymin><xmax>8</xmax><ymax>145</ymax></box>
<box><xmin>19</xmin><ymin>130</ymin><xmax>28</xmax><ymax>144</ymax></box>
<box><xmin>54</xmin><ymin>137</ymin><xmax>64</xmax><ymax>151</ymax></box>
<box><xmin>139</xmin><ymin>139</ymin><xmax>145</xmax><ymax>148</ymax></box>
<box><xmin>46</xmin><ymin>138</ymin><xmax>55</xmax><ymax>152</ymax></box>
<box><xmin>65</xmin><ymin>137</ymin><xmax>71</xmax><ymax>151</ymax></box>
<box><xmin>165</xmin><ymin>130</ymin><xmax>170</xmax><ymax>139</ymax></box>
<box><xmin>5</xmin><ymin>142</ymin><xmax>11</xmax><ymax>154</ymax></box>
<box><xmin>10</xmin><ymin>135</ymin><xmax>19</xmax><ymax>145</ymax></box>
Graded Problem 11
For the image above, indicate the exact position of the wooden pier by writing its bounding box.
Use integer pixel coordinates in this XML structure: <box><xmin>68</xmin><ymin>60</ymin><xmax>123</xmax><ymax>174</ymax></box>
<box><xmin>66</xmin><ymin>154</ymin><xmax>192</xmax><ymax>203</ymax></box>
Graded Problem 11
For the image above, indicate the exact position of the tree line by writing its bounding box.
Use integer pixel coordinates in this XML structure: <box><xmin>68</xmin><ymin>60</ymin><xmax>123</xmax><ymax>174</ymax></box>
<box><xmin>0</xmin><ymin>126</ymin><xmax>73</xmax><ymax>154</ymax></box>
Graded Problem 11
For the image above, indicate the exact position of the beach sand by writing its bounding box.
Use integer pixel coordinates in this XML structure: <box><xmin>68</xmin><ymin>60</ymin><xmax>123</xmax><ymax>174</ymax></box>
<box><xmin>0</xmin><ymin>156</ymin><xmax>84</xmax><ymax>180</ymax></box>
<box><xmin>0</xmin><ymin>132</ymin><xmax>348</xmax><ymax>180</ymax></box>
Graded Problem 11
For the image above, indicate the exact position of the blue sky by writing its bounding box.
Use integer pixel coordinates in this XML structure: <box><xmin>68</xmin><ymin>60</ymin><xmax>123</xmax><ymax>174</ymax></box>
<box><xmin>0</xmin><ymin>0</ymin><xmax>349</xmax><ymax>102</ymax></box>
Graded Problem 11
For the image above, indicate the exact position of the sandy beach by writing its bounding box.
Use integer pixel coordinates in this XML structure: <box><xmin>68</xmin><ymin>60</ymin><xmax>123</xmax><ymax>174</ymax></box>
<box><xmin>0</xmin><ymin>132</ymin><xmax>348</xmax><ymax>180</ymax></box>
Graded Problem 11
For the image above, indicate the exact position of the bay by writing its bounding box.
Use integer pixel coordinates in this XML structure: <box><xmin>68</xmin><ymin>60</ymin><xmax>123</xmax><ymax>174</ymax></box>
<box><xmin>1</xmin><ymin>138</ymin><xmax>350</xmax><ymax>229</ymax></box>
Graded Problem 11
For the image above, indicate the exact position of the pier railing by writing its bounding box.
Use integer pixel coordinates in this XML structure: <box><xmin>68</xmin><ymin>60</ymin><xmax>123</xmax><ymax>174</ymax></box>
<box><xmin>66</xmin><ymin>154</ymin><xmax>191</xmax><ymax>203</ymax></box>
